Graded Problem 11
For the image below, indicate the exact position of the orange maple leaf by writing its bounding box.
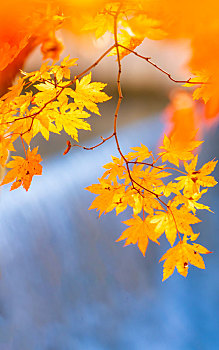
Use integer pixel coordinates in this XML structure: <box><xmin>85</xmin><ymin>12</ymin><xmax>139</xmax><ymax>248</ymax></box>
<box><xmin>102</xmin><ymin>156</ymin><xmax>126</xmax><ymax>182</ymax></box>
<box><xmin>159</xmin><ymin>134</ymin><xmax>202</xmax><ymax>167</ymax></box>
<box><xmin>85</xmin><ymin>179</ymin><xmax>126</xmax><ymax>216</ymax></box>
<box><xmin>1</xmin><ymin>147</ymin><xmax>42</xmax><ymax>191</ymax></box>
<box><xmin>160</xmin><ymin>240</ymin><xmax>212</xmax><ymax>281</ymax></box>
<box><xmin>116</xmin><ymin>215</ymin><xmax>160</xmax><ymax>256</ymax></box>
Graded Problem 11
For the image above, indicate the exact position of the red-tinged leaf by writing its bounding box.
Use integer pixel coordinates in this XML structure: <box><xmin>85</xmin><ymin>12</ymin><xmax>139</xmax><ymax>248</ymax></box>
<box><xmin>1</xmin><ymin>147</ymin><xmax>42</xmax><ymax>191</ymax></box>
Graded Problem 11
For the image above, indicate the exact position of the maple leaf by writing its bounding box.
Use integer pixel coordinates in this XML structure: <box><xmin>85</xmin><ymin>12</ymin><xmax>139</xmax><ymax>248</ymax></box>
<box><xmin>176</xmin><ymin>156</ymin><xmax>218</xmax><ymax>196</ymax></box>
<box><xmin>125</xmin><ymin>163</ymin><xmax>169</xmax><ymax>191</ymax></box>
<box><xmin>159</xmin><ymin>134</ymin><xmax>202</xmax><ymax>167</ymax></box>
<box><xmin>85</xmin><ymin>179</ymin><xmax>126</xmax><ymax>216</ymax></box>
<box><xmin>7</xmin><ymin>106</ymin><xmax>58</xmax><ymax>145</ymax></box>
<box><xmin>172</xmin><ymin>190</ymin><xmax>212</xmax><ymax>214</ymax></box>
<box><xmin>33</xmin><ymin>82</ymin><xmax>58</xmax><ymax>106</ymax></box>
<box><xmin>1</xmin><ymin>147</ymin><xmax>42</xmax><ymax>191</ymax></box>
<box><xmin>141</xmin><ymin>166</ymin><xmax>170</xmax><ymax>188</ymax></box>
<box><xmin>109</xmin><ymin>29</ymin><xmax>143</xmax><ymax>60</ymax></box>
<box><xmin>184</xmin><ymin>71</ymin><xmax>211</xmax><ymax>103</ymax></box>
<box><xmin>14</xmin><ymin>92</ymin><xmax>33</xmax><ymax>115</ymax></box>
<box><xmin>116</xmin><ymin>215</ymin><xmax>161</xmax><ymax>256</ymax></box>
<box><xmin>126</xmin><ymin>143</ymin><xmax>152</xmax><ymax>162</ymax></box>
<box><xmin>183</xmin><ymin>70</ymin><xmax>219</xmax><ymax>120</ymax></box>
<box><xmin>0</xmin><ymin>91</ymin><xmax>33</xmax><ymax>133</ymax></box>
<box><xmin>31</xmin><ymin>111</ymin><xmax>59</xmax><ymax>142</ymax></box>
<box><xmin>160</xmin><ymin>240</ymin><xmax>212</xmax><ymax>281</ymax></box>
<box><xmin>151</xmin><ymin>205</ymin><xmax>201</xmax><ymax>246</ymax></box>
<box><xmin>102</xmin><ymin>156</ymin><xmax>126</xmax><ymax>181</ymax></box>
<box><xmin>51</xmin><ymin>56</ymin><xmax>78</xmax><ymax>81</ymax></box>
<box><xmin>69</xmin><ymin>73</ymin><xmax>111</xmax><ymax>115</ymax></box>
<box><xmin>127</xmin><ymin>190</ymin><xmax>163</xmax><ymax>215</ymax></box>
<box><xmin>54</xmin><ymin>103</ymin><xmax>91</xmax><ymax>142</ymax></box>
<box><xmin>156</xmin><ymin>181</ymin><xmax>180</xmax><ymax>198</ymax></box>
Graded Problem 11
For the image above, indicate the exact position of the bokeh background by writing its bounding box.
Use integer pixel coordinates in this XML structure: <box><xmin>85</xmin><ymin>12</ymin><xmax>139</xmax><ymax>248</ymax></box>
<box><xmin>0</xmin><ymin>29</ymin><xmax>218</xmax><ymax>350</ymax></box>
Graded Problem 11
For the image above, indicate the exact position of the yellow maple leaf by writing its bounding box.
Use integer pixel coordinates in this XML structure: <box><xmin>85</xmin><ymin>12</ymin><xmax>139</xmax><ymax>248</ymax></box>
<box><xmin>151</xmin><ymin>205</ymin><xmax>201</xmax><ymax>246</ymax></box>
<box><xmin>31</xmin><ymin>111</ymin><xmax>59</xmax><ymax>142</ymax></box>
<box><xmin>33</xmin><ymin>82</ymin><xmax>58</xmax><ymax>106</ymax></box>
<box><xmin>116</xmin><ymin>215</ymin><xmax>160</xmax><ymax>256</ymax></box>
<box><xmin>1</xmin><ymin>147</ymin><xmax>42</xmax><ymax>191</ymax></box>
<box><xmin>141</xmin><ymin>166</ymin><xmax>170</xmax><ymax>188</ymax></box>
<box><xmin>172</xmin><ymin>190</ymin><xmax>212</xmax><ymax>214</ymax></box>
<box><xmin>7</xmin><ymin>92</ymin><xmax>33</xmax><ymax>118</ymax></box>
<box><xmin>51</xmin><ymin>56</ymin><xmax>78</xmax><ymax>81</ymax></box>
<box><xmin>54</xmin><ymin>103</ymin><xmax>91</xmax><ymax>142</ymax></box>
<box><xmin>176</xmin><ymin>155</ymin><xmax>218</xmax><ymax>195</ymax></box>
<box><xmin>69</xmin><ymin>72</ymin><xmax>111</xmax><ymax>115</ymax></box>
<box><xmin>184</xmin><ymin>70</ymin><xmax>219</xmax><ymax>120</ymax></box>
<box><xmin>8</xmin><ymin>107</ymin><xmax>58</xmax><ymax>145</ymax></box>
<box><xmin>102</xmin><ymin>156</ymin><xmax>126</xmax><ymax>181</ymax></box>
<box><xmin>127</xmin><ymin>190</ymin><xmax>163</xmax><ymax>215</ymax></box>
<box><xmin>156</xmin><ymin>181</ymin><xmax>180</xmax><ymax>197</ymax></box>
<box><xmin>160</xmin><ymin>240</ymin><xmax>211</xmax><ymax>281</ymax></box>
<box><xmin>159</xmin><ymin>134</ymin><xmax>202</xmax><ymax>167</ymax></box>
<box><xmin>126</xmin><ymin>143</ymin><xmax>152</xmax><ymax>162</ymax></box>
<box><xmin>109</xmin><ymin>29</ymin><xmax>143</xmax><ymax>59</ymax></box>
<box><xmin>125</xmin><ymin>163</ymin><xmax>169</xmax><ymax>192</ymax></box>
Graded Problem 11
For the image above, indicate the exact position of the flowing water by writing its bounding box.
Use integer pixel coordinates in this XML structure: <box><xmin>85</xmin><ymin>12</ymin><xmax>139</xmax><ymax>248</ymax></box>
<box><xmin>0</xmin><ymin>115</ymin><xmax>218</xmax><ymax>350</ymax></box>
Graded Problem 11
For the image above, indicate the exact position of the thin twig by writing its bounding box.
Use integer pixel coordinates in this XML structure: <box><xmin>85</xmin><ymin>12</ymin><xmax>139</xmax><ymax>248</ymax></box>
<box><xmin>70</xmin><ymin>133</ymin><xmax>115</xmax><ymax>151</ymax></box>
<box><xmin>118</xmin><ymin>44</ymin><xmax>208</xmax><ymax>85</ymax></box>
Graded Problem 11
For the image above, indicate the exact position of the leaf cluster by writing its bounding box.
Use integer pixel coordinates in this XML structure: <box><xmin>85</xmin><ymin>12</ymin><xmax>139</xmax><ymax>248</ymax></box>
<box><xmin>0</xmin><ymin>57</ymin><xmax>111</xmax><ymax>190</ymax></box>
<box><xmin>86</xmin><ymin>137</ymin><xmax>217</xmax><ymax>280</ymax></box>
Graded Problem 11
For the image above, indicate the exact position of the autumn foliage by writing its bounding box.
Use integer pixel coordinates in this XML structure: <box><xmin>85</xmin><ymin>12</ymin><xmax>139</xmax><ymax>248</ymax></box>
<box><xmin>0</xmin><ymin>0</ymin><xmax>218</xmax><ymax>281</ymax></box>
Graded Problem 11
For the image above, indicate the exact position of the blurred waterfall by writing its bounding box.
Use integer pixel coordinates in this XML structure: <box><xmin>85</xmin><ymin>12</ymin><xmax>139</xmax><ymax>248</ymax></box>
<box><xmin>0</xmin><ymin>115</ymin><xmax>218</xmax><ymax>350</ymax></box>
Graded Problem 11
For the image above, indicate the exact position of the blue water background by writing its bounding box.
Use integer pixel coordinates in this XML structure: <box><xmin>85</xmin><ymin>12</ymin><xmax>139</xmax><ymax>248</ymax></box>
<box><xmin>0</xmin><ymin>115</ymin><xmax>218</xmax><ymax>350</ymax></box>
